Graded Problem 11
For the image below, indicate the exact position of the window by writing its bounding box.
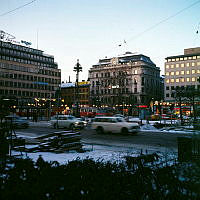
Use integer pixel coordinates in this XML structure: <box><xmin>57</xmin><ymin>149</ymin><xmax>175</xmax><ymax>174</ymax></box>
<box><xmin>181</xmin><ymin>63</ymin><xmax>184</xmax><ymax>67</ymax></box>
<box><xmin>176</xmin><ymin>78</ymin><xmax>179</xmax><ymax>83</ymax></box>
<box><xmin>171</xmin><ymin>72</ymin><xmax>174</xmax><ymax>75</ymax></box>
<box><xmin>192</xmin><ymin>62</ymin><xmax>195</xmax><ymax>67</ymax></box>
<box><xmin>171</xmin><ymin>65</ymin><xmax>174</xmax><ymax>68</ymax></box>
<box><xmin>176</xmin><ymin>58</ymin><xmax>180</xmax><ymax>61</ymax></box>
<box><xmin>165</xmin><ymin>72</ymin><xmax>169</xmax><ymax>76</ymax></box>
<box><xmin>171</xmin><ymin>86</ymin><xmax>175</xmax><ymax>90</ymax></box>
<box><xmin>166</xmin><ymin>65</ymin><xmax>169</xmax><ymax>69</ymax></box>
<box><xmin>166</xmin><ymin>93</ymin><xmax>169</xmax><ymax>97</ymax></box>
<box><xmin>193</xmin><ymin>56</ymin><xmax>197</xmax><ymax>59</ymax></box>
<box><xmin>176</xmin><ymin>64</ymin><xmax>179</xmax><ymax>68</ymax></box>
<box><xmin>192</xmin><ymin>77</ymin><xmax>196</xmax><ymax>82</ymax></box>
<box><xmin>181</xmin><ymin>71</ymin><xmax>185</xmax><ymax>75</ymax></box>
<box><xmin>181</xmin><ymin>78</ymin><xmax>184</xmax><ymax>82</ymax></box>
<box><xmin>176</xmin><ymin>71</ymin><xmax>179</xmax><ymax>75</ymax></box>
<box><xmin>171</xmin><ymin>79</ymin><xmax>174</xmax><ymax>83</ymax></box>
<box><xmin>166</xmin><ymin>79</ymin><xmax>169</xmax><ymax>83</ymax></box>
<box><xmin>180</xmin><ymin>57</ymin><xmax>183</xmax><ymax>61</ymax></box>
<box><xmin>186</xmin><ymin>78</ymin><xmax>190</xmax><ymax>82</ymax></box>
<box><xmin>166</xmin><ymin>86</ymin><xmax>169</xmax><ymax>90</ymax></box>
<box><xmin>184</xmin><ymin>57</ymin><xmax>188</xmax><ymax>60</ymax></box>
<box><xmin>186</xmin><ymin>70</ymin><xmax>190</xmax><ymax>74</ymax></box>
<box><xmin>197</xmin><ymin>62</ymin><xmax>200</xmax><ymax>66</ymax></box>
<box><xmin>186</xmin><ymin>63</ymin><xmax>190</xmax><ymax>67</ymax></box>
<box><xmin>192</xmin><ymin>70</ymin><xmax>196</xmax><ymax>74</ymax></box>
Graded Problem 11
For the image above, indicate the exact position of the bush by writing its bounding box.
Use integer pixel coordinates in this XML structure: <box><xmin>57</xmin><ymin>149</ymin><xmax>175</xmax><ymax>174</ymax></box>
<box><xmin>0</xmin><ymin>156</ymin><xmax>200</xmax><ymax>199</ymax></box>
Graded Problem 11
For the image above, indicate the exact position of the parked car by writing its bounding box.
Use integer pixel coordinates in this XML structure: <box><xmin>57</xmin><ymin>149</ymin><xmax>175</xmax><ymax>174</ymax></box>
<box><xmin>50</xmin><ymin>115</ymin><xmax>84</xmax><ymax>130</ymax></box>
<box><xmin>91</xmin><ymin>116</ymin><xmax>140</xmax><ymax>134</ymax></box>
<box><xmin>3</xmin><ymin>115</ymin><xmax>29</xmax><ymax>128</ymax></box>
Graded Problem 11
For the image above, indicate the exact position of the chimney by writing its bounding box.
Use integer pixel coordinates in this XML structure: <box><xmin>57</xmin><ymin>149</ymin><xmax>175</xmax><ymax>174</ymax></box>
<box><xmin>69</xmin><ymin>76</ymin><xmax>71</xmax><ymax>83</ymax></box>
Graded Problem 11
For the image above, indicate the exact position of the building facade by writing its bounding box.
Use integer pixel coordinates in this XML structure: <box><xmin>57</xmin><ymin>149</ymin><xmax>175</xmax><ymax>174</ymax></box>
<box><xmin>61</xmin><ymin>81</ymin><xmax>90</xmax><ymax>108</ymax></box>
<box><xmin>88</xmin><ymin>52</ymin><xmax>162</xmax><ymax>113</ymax></box>
<box><xmin>165</xmin><ymin>47</ymin><xmax>200</xmax><ymax>102</ymax></box>
<box><xmin>0</xmin><ymin>39</ymin><xmax>61</xmax><ymax>118</ymax></box>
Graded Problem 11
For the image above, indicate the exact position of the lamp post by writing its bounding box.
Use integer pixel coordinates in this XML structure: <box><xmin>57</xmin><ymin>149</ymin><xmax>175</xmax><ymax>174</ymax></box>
<box><xmin>74</xmin><ymin>59</ymin><xmax>82</xmax><ymax>117</ymax></box>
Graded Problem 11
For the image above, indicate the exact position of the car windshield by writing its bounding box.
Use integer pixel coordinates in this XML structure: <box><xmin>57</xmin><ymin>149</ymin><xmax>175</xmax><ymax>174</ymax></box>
<box><xmin>116</xmin><ymin>117</ymin><xmax>125</xmax><ymax>122</ymax></box>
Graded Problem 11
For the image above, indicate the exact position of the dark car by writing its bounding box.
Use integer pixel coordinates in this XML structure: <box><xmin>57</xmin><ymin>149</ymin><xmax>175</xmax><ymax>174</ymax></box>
<box><xmin>4</xmin><ymin>115</ymin><xmax>29</xmax><ymax>129</ymax></box>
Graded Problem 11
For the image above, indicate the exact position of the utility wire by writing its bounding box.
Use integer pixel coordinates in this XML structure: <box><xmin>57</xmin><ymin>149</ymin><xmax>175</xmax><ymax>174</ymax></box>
<box><xmin>0</xmin><ymin>0</ymin><xmax>37</xmax><ymax>17</ymax></box>
<box><xmin>127</xmin><ymin>0</ymin><xmax>200</xmax><ymax>42</ymax></box>
<box><xmin>102</xmin><ymin>0</ymin><xmax>200</xmax><ymax>58</ymax></box>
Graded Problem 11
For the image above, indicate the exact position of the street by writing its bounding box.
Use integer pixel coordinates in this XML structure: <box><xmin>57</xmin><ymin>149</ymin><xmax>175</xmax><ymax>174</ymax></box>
<box><xmin>15</xmin><ymin>124</ymin><xmax>190</xmax><ymax>154</ymax></box>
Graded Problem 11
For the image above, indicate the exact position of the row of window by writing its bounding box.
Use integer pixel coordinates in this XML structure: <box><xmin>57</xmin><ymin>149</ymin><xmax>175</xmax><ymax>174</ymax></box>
<box><xmin>0</xmin><ymin>55</ymin><xmax>57</xmax><ymax>68</ymax></box>
<box><xmin>0</xmin><ymin>62</ymin><xmax>61</xmax><ymax>77</ymax></box>
<box><xmin>165</xmin><ymin>69</ymin><xmax>200</xmax><ymax>76</ymax></box>
<box><xmin>0</xmin><ymin>41</ymin><xmax>43</xmax><ymax>55</ymax></box>
<box><xmin>166</xmin><ymin>55</ymin><xmax>200</xmax><ymax>62</ymax></box>
<box><xmin>0</xmin><ymin>89</ymin><xmax>55</xmax><ymax>98</ymax></box>
<box><xmin>166</xmin><ymin>77</ymin><xmax>198</xmax><ymax>83</ymax></box>
<box><xmin>0</xmin><ymin>80</ymin><xmax>55</xmax><ymax>90</ymax></box>
<box><xmin>0</xmin><ymin>72</ymin><xmax>60</xmax><ymax>84</ymax></box>
<box><xmin>0</xmin><ymin>48</ymin><xmax>53</xmax><ymax>62</ymax></box>
<box><xmin>166</xmin><ymin>62</ymin><xmax>200</xmax><ymax>69</ymax></box>
<box><xmin>166</xmin><ymin>85</ymin><xmax>200</xmax><ymax>91</ymax></box>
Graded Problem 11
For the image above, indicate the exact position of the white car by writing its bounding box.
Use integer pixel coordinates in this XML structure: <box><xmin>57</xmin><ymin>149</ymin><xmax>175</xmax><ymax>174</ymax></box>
<box><xmin>50</xmin><ymin>115</ymin><xmax>84</xmax><ymax>129</ymax></box>
<box><xmin>91</xmin><ymin>116</ymin><xmax>140</xmax><ymax>134</ymax></box>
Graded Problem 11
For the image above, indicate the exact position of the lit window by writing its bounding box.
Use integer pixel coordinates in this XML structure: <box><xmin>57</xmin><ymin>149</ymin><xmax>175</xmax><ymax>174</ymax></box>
<box><xmin>197</xmin><ymin>62</ymin><xmax>200</xmax><ymax>66</ymax></box>
<box><xmin>186</xmin><ymin>78</ymin><xmax>190</xmax><ymax>82</ymax></box>
<box><xmin>166</xmin><ymin>65</ymin><xmax>169</xmax><ymax>69</ymax></box>
<box><xmin>197</xmin><ymin>70</ymin><xmax>200</xmax><ymax>74</ymax></box>
<box><xmin>176</xmin><ymin>79</ymin><xmax>179</xmax><ymax>83</ymax></box>
<box><xmin>166</xmin><ymin>79</ymin><xmax>169</xmax><ymax>83</ymax></box>
<box><xmin>171</xmin><ymin>72</ymin><xmax>174</xmax><ymax>75</ymax></box>
<box><xmin>186</xmin><ymin>70</ymin><xmax>190</xmax><ymax>75</ymax></box>
<box><xmin>171</xmin><ymin>79</ymin><xmax>174</xmax><ymax>83</ymax></box>
<box><xmin>181</xmin><ymin>63</ymin><xmax>184</xmax><ymax>67</ymax></box>
<box><xmin>165</xmin><ymin>72</ymin><xmax>169</xmax><ymax>76</ymax></box>
<box><xmin>192</xmin><ymin>62</ymin><xmax>195</xmax><ymax>66</ymax></box>
<box><xmin>192</xmin><ymin>77</ymin><xmax>196</xmax><ymax>82</ymax></box>
<box><xmin>172</xmin><ymin>59</ymin><xmax>175</xmax><ymax>61</ymax></box>
<box><xmin>181</xmin><ymin>78</ymin><xmax>184</xmax><ymax>82</ymax></box>
<box><xmin>197</xmin><ymin>56</ymin><xmax>200</xmax><ymax>59</ymax></box>
<box><xmin>176</xmin><ymin>64</ymin><xmax>179</xmax><ymax>68</ymax></box>
<box><xmin>192</xmin><ymin>70</ymin><xmax>196</xmax><ymax>74</ymax></box>
<box><xmin>171</xmin><ymin>65</ymin><xmax>174</xmax><ymax>68</ymax></box>
<box><xmin>186</xmin><ymin>63</ymin><xmax>190</xmax><ymax>67</ymax></box>
<box><xmin>181</xmin><ymin>71</ymin><xmax>184</xmax><ymax>75</ymax></box>
<box><xmin>168</xmin><ymin>59</ymin><xmax>172</xmax><ymax>62</ymax></box>
<box><xmin>176</xmin><ymin>58</ymin><xmax>180</xmax><ymax>61</ymax></box>
<box><xmin>193</xmin><ymin>56</ymin><xmax>197</xmax><ymax>59</ymax></box>
<box><xmin>184</xmin><ymin>57</ymin><xmax>188</xmax><ymax>60</ymax></box>
<box><xmin>188</xmin><ymin>57</ymin><xmax>192</xmax><ymax>60</ymax></box>
<box><xmin>180</xmin><ymin>57</ymin><xmax>183</xmax><ymax>61</ymax></box>
<box><xmin>176</xmin><ymin>71</ymin><xmax>179</xmax><ymax>75</ymax></box>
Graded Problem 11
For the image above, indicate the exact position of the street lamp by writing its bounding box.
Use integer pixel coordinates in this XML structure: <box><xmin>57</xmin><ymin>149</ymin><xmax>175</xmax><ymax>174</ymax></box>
<box><xmin>74</xmin><ymin>59</ymin><xmax>82</xmax><ymax>117</ymax></box>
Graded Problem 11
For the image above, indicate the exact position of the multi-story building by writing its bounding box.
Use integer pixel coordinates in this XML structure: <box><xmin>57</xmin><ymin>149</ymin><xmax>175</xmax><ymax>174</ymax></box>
<box><xmin>61</xmin><ymin>81</ymin><xmax>90</xmax><ymax>108</ymax></box>
<box><xmin>88</xmin><ymin>52</ymin><xmax>162</xmax><ymax>114</ymax></box>
<box><xmin>0</xmin><ymin>34</ymin><xmax>61</xmax><ymax>118</ymax></box>
<box><xmin>165</xmin><ymin>47</ymin><xmax>200</xmax><ymax>102</ymax></box>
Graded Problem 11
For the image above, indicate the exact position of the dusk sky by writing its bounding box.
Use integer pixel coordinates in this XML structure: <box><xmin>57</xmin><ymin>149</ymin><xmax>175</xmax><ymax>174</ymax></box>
<box><xmin>1</xmin><ymin>0</ymin><xmax>200</xmax><ymax>82</ymax></box>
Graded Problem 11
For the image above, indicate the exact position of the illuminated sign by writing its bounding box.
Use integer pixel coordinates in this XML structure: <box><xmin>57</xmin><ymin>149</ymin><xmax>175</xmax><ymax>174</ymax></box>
<box><xmin>0</xmin><ymin>30</ymin><xmax>31</xmax><ymax>46</ymax></box>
